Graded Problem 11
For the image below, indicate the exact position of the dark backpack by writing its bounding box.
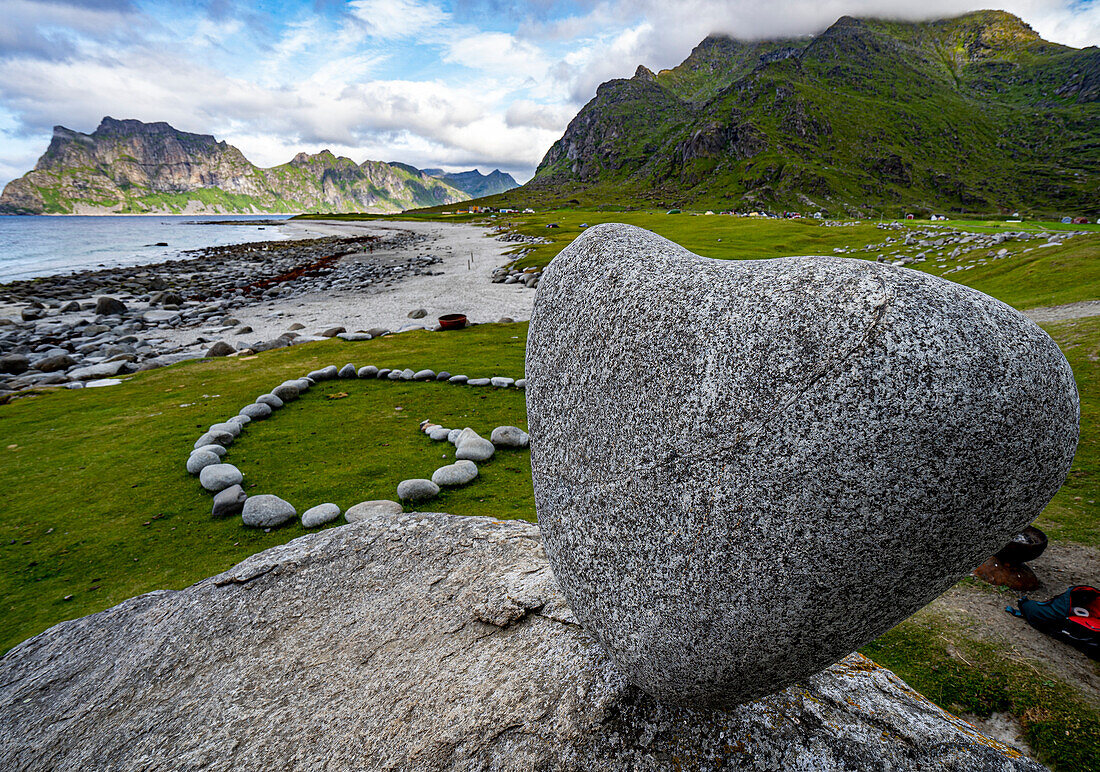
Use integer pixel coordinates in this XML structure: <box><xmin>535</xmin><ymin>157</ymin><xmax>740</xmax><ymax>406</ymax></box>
<box><xmin>1009</xmin><ymin>585</ymin><xmax>1100</xmax><ymax>660</ymax></box>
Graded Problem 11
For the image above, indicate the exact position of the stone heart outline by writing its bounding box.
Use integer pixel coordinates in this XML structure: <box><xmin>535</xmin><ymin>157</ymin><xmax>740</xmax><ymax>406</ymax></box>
<box><xmin>526</xmin><ymin>223</ymin><xmax>1079</xmax><ymax>708</ymax></box>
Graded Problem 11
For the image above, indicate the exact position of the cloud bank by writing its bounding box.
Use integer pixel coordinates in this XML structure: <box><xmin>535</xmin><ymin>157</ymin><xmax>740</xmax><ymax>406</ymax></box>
<box><xmin>0</xmin><ymin>0</ymin><xmax>1097</xmax><ymax>186</ymax></box>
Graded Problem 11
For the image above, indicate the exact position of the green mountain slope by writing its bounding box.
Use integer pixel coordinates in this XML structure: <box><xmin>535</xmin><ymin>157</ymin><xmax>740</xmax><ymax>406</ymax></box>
<box><xmin>0</xmin><ymin>118</ymin><xmax>470</xmax><ymax>215</ymax></box>
<box><xmin>513</xmin><ymin>11</ymin><xmax>1100</xmax><ymax>216</ymax></box>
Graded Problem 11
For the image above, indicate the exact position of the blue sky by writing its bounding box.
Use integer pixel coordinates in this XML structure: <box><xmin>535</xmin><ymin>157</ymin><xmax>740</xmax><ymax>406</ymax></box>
<box><xmin>1</xmin><ymin>0</ymin><xmax>1098</xmax><ymax>186</ymax></box>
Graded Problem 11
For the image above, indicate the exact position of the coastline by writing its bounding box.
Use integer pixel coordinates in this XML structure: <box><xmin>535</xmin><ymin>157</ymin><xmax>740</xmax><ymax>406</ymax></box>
<box><xmin>142</xmin><ymin>218</ymin><xmax>535</xmax><ymax>353</ymax></box>
<box><xmin>0</xmin><ymin>219</ymin><xmax>533</xmax><ymax>399</ymax></box>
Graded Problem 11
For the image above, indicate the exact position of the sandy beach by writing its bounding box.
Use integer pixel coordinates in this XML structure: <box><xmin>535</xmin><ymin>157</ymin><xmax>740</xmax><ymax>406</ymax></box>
<box><xmin>149</xmin><ymin>218</ymin><xmax>534</xmax><ymax>350</ymax></box>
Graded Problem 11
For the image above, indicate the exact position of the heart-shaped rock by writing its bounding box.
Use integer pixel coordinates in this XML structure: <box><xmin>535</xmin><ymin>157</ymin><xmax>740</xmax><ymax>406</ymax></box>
<box><xmin>526</xmin><ymin>223</ymin><xmax>1078</xmax><ymax>709</ymax></box>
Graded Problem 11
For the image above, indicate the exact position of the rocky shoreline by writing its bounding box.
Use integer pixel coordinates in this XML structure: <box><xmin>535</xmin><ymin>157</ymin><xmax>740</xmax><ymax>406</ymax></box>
<box><xmin>0</xmin><ymin>229</ymin><xmax>443</xmax><ymax>401</ymax></box>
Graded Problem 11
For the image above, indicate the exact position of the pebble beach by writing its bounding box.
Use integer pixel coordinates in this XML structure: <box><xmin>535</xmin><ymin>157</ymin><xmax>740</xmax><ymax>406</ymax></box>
<box><xmin>0</xmin><ymin>219</ymin><xmax>537</xmax><ymax>400</ymax></box>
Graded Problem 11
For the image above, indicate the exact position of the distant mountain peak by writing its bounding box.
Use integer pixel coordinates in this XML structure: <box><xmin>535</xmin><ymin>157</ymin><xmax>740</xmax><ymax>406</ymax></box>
<box><xmin>0</xmin><ymin>118</ymin><xmax>470</xmax><ymax>215</ymax></box>
<box><xmin>422</xmin><ymin>167</ymin><xmax>519</xmax><ymax>198</ymax></box>
<box><xmin>521</xmin><ymin>12</ymin><xmax>1099</xmax><ymax>216</ymax></box>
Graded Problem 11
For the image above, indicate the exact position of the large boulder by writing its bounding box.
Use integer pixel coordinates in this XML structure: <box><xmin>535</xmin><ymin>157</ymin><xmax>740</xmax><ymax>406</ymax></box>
<box><xmin>0</xmin><ymin>513</ymin><xmax>1040</xmax><ymax>771</ymax></box>
<box><xmin>526</xmin><ymin>223</ymin><xmax>1080</xmax><ymax>709</ymax></box>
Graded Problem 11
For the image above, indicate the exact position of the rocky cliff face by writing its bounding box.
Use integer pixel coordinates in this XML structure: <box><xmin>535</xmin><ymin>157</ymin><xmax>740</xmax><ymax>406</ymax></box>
<box><xmin>0</xmin><ymin>117</ymin><xmax>470</xmax><ymax>215</ymax></box>
<box><xmin>522</xmin><ymin>11</ymin><xmax>1100</xmax><ymax>215</ymax></box>
<box><xmin>0</xmin><ymin>511</ymin><xmax>1042</xmax><ymax>770</ymax></box>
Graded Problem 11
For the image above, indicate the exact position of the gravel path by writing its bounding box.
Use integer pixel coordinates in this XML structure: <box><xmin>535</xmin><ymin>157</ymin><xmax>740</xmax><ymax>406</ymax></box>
<box><xmin>1024</xmin><ymin>301</ymin><xmax>1100</xmax><ymax>323</ymax></box>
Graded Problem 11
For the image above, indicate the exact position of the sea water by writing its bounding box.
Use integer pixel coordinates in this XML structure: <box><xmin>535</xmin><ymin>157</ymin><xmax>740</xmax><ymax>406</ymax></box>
<box><xmin>0</xmin><ymin>215</ymin><xmax>294</xmax><ymax>283</ymax></box>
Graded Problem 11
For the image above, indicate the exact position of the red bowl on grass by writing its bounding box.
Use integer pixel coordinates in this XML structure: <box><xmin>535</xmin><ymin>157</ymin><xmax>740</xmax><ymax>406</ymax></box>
<box><xmin>439</xmin><ymin>314</ymin><xmax>467</xmax><ymax>330</ymax></box>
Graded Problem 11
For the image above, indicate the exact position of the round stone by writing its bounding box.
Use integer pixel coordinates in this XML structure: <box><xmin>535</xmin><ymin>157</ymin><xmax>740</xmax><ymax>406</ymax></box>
<box><xmin>209</xmin><ymin>421</ymin><xmax>241</xmax><ymax>438</ymax></box>
<box><xmin>199</xmin><ymin>463</ymin><xmax>243</xmax><ymax>493</ymax></box>
<box><xmin>345</xmin><ymin>499</ymin><xmax>403</xmax><ymax>523</ymax></box>
<box><xmin>429</xmin><ymin>427</ymin><xmax>451</xmax><ymax>441</ymax></box>
<box><xmin>400</xmin><ymin>368</ymin><xmax>415</xmax><ymax>380</ymax></box>
<box><xmin>396</xmin><ymin>479</ymin><xmax>440</xmax><ymax>503</ymax></box>
<box><xmin>338</xmin><ymin>364</ymin><xmax>357</xmax><ymax>378</ymax></box>
<box><xmin>467</xmin><ymin>378</ymin><xmax>492</xmax><ymax>387</ymax></box>
<box><xmin>376</xmin><ymin>369</ymin><xmax>392</xmax><ymax>379</ymax></box>
<box><xmin>435</xmin><ymin>371</ymin><xmax>452</xmax><ymax>381</ymax></box>
<box><xmin>413</xmin><ymin>369</ymin><xmax>435</xmax><ymax>381</ymax></box>
<box><xmin>186</xmin><ymin>450</ymin><xmax>220</xmax><ymax>475</ymax></box>
<box><xmin>193</xmin><ymin>444</ymin><xmax>227</xmax><ymax>458</ymax></box>
<box><xmin>292</xmin><ymin>378</ymin><xmax>312</xmax><ymax>392</ymax></box>
<box><xmin>194</xmin><ymin>430</ymin><xmax>233</xmax><ymax>450</ymax></box>
<box><xmin>242</xmin><ymin>495</ymin><xmax>297</xmax><ymax>528</ymax></box>
<box><xmin>455</xmin><ymin>437</ymin><xmax>495</xmax><ymax>462</ymax></box>
<box><xmin>271</xmin><ymin>383</ymin><xmax>299</xmax><ymax>402</ymax></box>
<box><xmin>453</xmin><ymin>428</ymin><xmax>481</xmax><ymax>446</ymax></box>
<box><xmin>228</xmin><ymin>415</ymin><xmax>250</xmax><ymax>427</ymax></box>
<box><xmin>240</xmin><ymin>403</ymin><xmax>272</xmax><ymax>420</ymax></box>
<box><xmin>302</xmin><ymin>503</ymin><xmax>341</xmax><ymax>528</ymax></box>
<box><xmin>490</xmin><ymin>377</ymin><xmax>515</xmax><ymax>388</ymax></box>
<box><xmin>317</xmin><ymin>365</ymin><xmax>339</xmax><ymax>380</ymax></box>
<box><xmin>431</xmin><ymin>460</ymin><xmax>478</xmax><ymax>487</ymax></box>
<box><xmin>515</xmin><ymin>378</ymin><xmax>527</xmax><ymax>389</ymax></box>
<box><xmin>525</xmin><ymin>223</ymin><xmax>1080</xmax><ymax>709</ymax></box>
<box><xmin>447</xmin><ymin>375</ymin><xmax>468</xmax><ymax>384</ymax></box>
<box><xmin>447</xmin><ymin>429</ymin><xmax>462</xmax><ymax>444</ymax></box>
<box><xmin>387</xmin><ymin>370</ymin><xmax>403</xmax><ymax>380</ymax></box>
<box><xmin>256</xmin><ymin>394</ymin><xmax>284</xmax><ymax>409</ymax></box>
<box><xmin>211</xmin><ymin>484</ymin><xmax>247</xmax><ymax>517</ymax></box>
<box><xmin>358</xmin><ymin>366</ymin><xmax>379</xmax><ymax>378</ymax></box>
<box><xmin>490</xmin><ymin>426</ymin><xmax>529</xmax><ymax>448</ymax></box>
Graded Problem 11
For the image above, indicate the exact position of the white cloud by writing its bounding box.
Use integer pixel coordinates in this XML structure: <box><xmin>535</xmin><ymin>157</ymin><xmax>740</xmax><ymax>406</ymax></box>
<box><xmin>346</xmin><ymin>0</ymin><xmax>448</xmax><ymax>39</ymax></box>
<box><xmin>505</xmin><ymin>99</ymin><xmax>576</xmax><ymax>130</ymax></box>
<box><xmin>443</xmin><ymin>30</ymin><xmax>549</xmax><ymax>76</ymax></box>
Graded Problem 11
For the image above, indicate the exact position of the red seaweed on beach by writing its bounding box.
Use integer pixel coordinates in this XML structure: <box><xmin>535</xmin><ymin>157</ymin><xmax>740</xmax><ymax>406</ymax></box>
<box><xmin>194</xmin><ymin>234</ymin><xmax>382</xmax><ymax>300</ymax></box>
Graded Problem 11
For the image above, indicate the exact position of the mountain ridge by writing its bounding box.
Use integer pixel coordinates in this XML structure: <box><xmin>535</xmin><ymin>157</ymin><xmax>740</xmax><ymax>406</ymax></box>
<box><xmin>421</xmin><ymin>168</ymin><xmax>519</xmax><ymax>197</ymax></box>
<box><xmin>497</xmin><ymin>10</ymin><xmax>1099</xmax><ymax>216</ymax></box>
<box><xmin>0</xmin><ymin>118</ymin><xmax>476</xmax><ymax>215</ymax></box>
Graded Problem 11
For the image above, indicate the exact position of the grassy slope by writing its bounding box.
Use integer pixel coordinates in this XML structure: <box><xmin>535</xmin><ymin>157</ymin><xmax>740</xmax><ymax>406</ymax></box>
<box><xmin>481</xmin><ymin>210</ymin><xmax>1100</xmax><ymax>307</ymax></box>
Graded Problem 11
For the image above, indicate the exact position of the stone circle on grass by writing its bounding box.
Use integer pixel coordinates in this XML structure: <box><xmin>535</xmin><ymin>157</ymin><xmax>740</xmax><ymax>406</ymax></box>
<box><xmin>186</xmin><ymin>356</ymin><xmax>529</xmax><ymax>530</ymax></box>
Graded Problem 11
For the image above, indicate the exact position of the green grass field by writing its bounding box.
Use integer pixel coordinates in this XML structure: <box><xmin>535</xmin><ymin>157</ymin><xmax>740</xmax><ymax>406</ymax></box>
<box><xmin>0</xmin><ymin>323</ymin><xmax>531</xmax><ymax>655</ymax></box>
<box><xmin>478</xmin><ymin>210</ymin><xmax>1100</xmax><ymax>310</ymax></box>
<box><xmin>3</xmin><ymin>214</ymin><xmax>1099</xmax><ymax>770</ymax></box>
